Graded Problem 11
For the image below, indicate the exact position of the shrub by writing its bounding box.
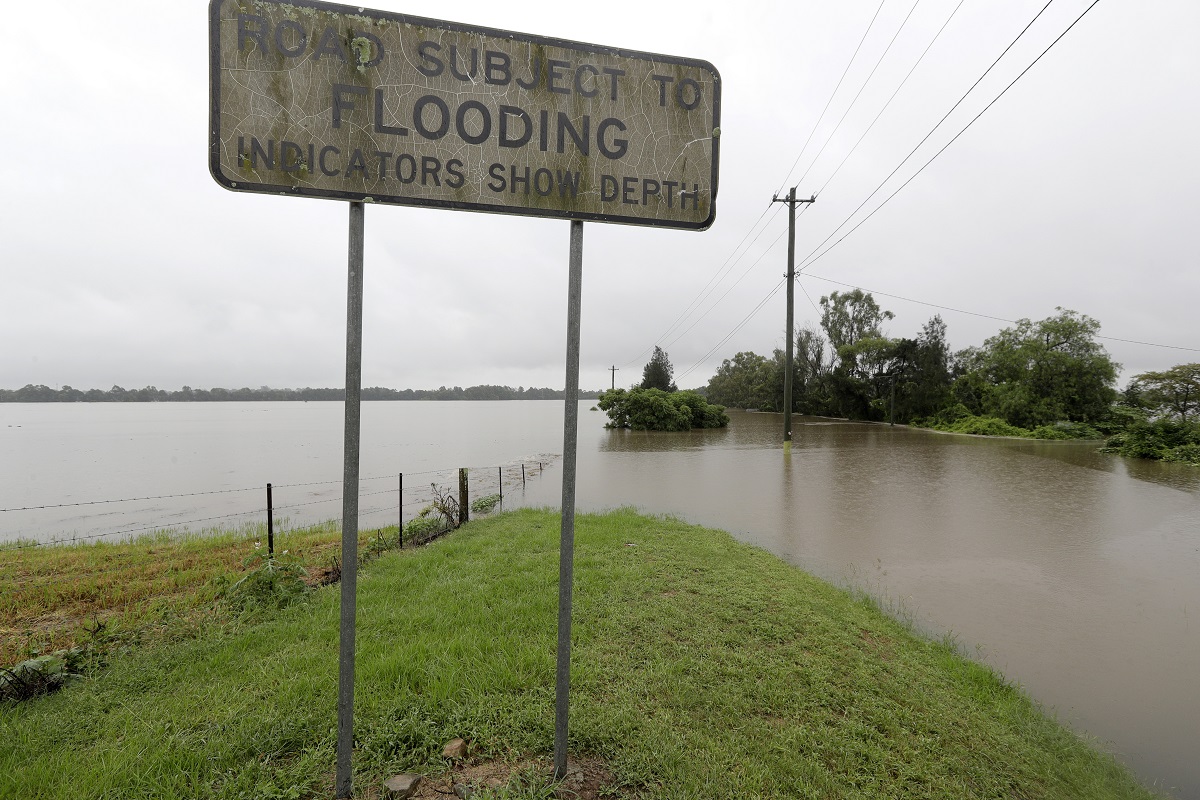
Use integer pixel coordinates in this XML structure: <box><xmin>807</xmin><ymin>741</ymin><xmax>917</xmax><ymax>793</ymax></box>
<box><xmin>948</xmin><ymin>416</ymin><xmax>1031</xmax><ymax>437</ymax></box>
<box><xmin>224</xmin><ymin>553</ymin><xmax>310</xmax><ymax>612</ymax></box>
<box><xmin>597</xmin><ymin>387</ymin><xmax>729</xmax><ymax>431</ymax></box>
<box><xmin>1031</xmin><ymin>422</ymin><xmax>1102</xmax><ymax>440</ymax></box>
<box><xmin>1030</xmin><ymin>425</ymin><xmax>1072</xmax><ymax>440</ymax></box>
<box><xmin>403</xmin><ymin>512</ymin><xmax>452</xmax><ymax>545</ymax></box>
<box><xmin>1105</xmin><ymin>418</ymin><xmax>1200</xmax><ymax>464</ymax></box>
<box><xmin>1162</xmin><ymin>443</ymin><xmax>1200</xmax><ymax>465</ymax></box>
<box><xmin>471</xmin><ymin>494</ymin><xmax>502</xmax><ymax>514</ymax></box>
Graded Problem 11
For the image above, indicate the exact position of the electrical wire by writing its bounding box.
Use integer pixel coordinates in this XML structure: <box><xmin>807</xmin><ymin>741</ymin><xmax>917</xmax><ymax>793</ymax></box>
<box><xmin>800</xmin><ymin>273</ymin><xmax>1200</xmax><ymax>353</ymax></box>
<box><xmin>796</xmin><ymin>0</ymin><xmax>1060</xmax><ymax>270</ymax></box>
<box><xmin>799</xmin><ymin>0</ymin><xmax>1102</xmax><ymax>274</ymax></box>
<box><xmin>677</xmin><ymin>278</ymin><xmax>789</xmax><ymax>382</ymax></box>
<box><xmin>815</xmin><ymin>0</ymin><xmax>967</xmax><ymax>197</ymax></box>
<box><xmin>661</xmin><ymin>211</ymin><xmax>803</xmax><ymax>353</ymax></box>
<box><xmin>776</xmin><ymin>0</ymin><xmax>890</xmax><ymax>193</ymax></box>
<box><xmin>791</xmin><ymin>0</ymin><xmax>924</xmax><ymax>192</ymax></box>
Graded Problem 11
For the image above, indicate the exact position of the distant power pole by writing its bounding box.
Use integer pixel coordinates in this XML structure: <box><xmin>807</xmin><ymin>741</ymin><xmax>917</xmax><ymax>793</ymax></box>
<box><xmin>771</xmin><ymin>187</ymin><xmax>816</xmax><ymax>447</ymax></box>
<box><xmin>609</xmin><ymin>365</ymin><xmax>619</xmax><ymax>390</ymax></box>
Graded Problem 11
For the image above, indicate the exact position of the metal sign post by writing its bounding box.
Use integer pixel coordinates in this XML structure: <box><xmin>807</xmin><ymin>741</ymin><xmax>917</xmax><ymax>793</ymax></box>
<box><xmin>336</xmin><ymin>201</ymin><xmax>365</xmax><ymax>798</ymax></box>
<box><xmin>554</xmin><ymin>220</ymin><xmax>584</xmax><ymax>779</ymax></box>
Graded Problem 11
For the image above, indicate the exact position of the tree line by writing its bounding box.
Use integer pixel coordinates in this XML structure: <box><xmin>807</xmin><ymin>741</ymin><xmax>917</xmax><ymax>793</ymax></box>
<box><xmin>700</xmin><ymin>289</ymin><xmax>1198</xmax><ymax>464</ymax></box>
<box><xmin>0</xmin><ymin>384</ymin><xmax>603</xmax><ymax>403</ymax></box>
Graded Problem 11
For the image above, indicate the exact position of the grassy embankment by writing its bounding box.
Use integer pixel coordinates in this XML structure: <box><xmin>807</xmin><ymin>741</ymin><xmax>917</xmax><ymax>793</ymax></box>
<box><xmin>1</xmin><ymin>509</ymin><xmax>1160</xmax><ymax>799</ymax></box>
<box><xmin>0</xmin><ymin>520</ymin><xmax>374</xmax><ymax>666</ymax></box>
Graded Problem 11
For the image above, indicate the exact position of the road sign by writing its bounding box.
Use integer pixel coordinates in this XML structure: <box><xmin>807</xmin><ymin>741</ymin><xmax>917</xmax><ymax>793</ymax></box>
<box><xmin>209</xmin><ymin>0</ymin><xmax>721</xmax><ymax>229</ymax></box>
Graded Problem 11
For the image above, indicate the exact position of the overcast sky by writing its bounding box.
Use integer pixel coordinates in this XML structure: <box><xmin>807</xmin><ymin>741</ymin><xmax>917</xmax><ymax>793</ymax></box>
<box><xmin>2</xmin><ymin>0</ymin><xmax>1196</xmax><ymax>393</ymax></box>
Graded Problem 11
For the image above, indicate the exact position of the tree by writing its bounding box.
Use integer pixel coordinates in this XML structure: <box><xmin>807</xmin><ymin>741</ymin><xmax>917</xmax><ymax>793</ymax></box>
<box><xmin>640</xmin><ymin>346</ymin><xmax>677</xmax><ymax>392</ymax></box>
<box><xmin>819</xmin><ymin>289</ymin><xmax>894</xmax><ymax>353</ymax></box>
<box><xmin>818</xmin><ymin>290</ymin><xmax>896</xmax><ymax>418</ymax></box>
<box><xmin>1130</xmin><ymin>363</ymin><xmax>1200</xmax><ymax>423</ymax></box>
<box><xmin>705</xmin><ymin>351</ymin><xmax>773</xmax><ymax>409</ymax></box>
<box><xmin>954</xmin><ymin>308</ymin><xmax>1118</xmax><ymax>429</ymax></box>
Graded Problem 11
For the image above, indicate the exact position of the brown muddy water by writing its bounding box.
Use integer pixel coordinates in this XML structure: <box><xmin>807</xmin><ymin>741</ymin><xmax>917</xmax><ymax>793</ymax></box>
<box><xmin>3</xmin><ymin>401</ymin><xmax>1197</xmax><ymax>797</ymax></box>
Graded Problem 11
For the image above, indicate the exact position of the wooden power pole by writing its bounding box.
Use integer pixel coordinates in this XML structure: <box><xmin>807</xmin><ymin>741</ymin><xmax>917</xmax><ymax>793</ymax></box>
<box><xmin>771</xmin><ymin>187</ymin><xmax>815</xmax><ymax>447</ymax></box>
<box><xmin>609</xmin><ymin>365</ymin><xmax>619</xmax><ymax>390</ymax></box>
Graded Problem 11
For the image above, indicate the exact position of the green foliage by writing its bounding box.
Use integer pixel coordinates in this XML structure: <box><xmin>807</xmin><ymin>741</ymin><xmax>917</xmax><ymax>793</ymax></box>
<box><xmin>639</xmin><ymin>346</ymin><xmax>677</xmax><ymax>392</ymax></box>
<box><xmin>224</xmin><ymin>553</ymin><xmax>310</xmax><ymax>613</ymax></box>
<box><xmin>1030</xmin><ymin>421</ymin><xmax>1103</xmax><ymax>440</ymax></box>
<box><xmin>598</xmin><ymin>387</ymin><xmax>729</xmax><ymax>431</ymax></box>
<box><xmin>954</xmin><ymin>308</ymin><xmax>1119</xmax><ymax>429</ymax></box>
<box><xmin>1128</xmin><ymin>362</ymin><xmax>1200</xmax><ymax>424</ymax></box>
<box><xmin>471</xmin><ymin>494</ymin><xmax>502</xmax><ymax>514</ymax></box>
<box><xmin>0</xmin><ymin>648</ymin><xmax>85</xmax><ymax>702</ymax></box>
<box><xmin>1103</xmin><ymin>418</ymin><xmax>1200</xmax><ymax>465</ymax></box>
<box><xmin>403</xmin><ymin>514</ymin><xmax>450</xmax><ymax>544</ymax></box>
<box><xmin>705</xmin><ymin>351</ymin><xmax>774</xmax><ymax>409</ymax></box>
<box><xmin>819</xmin><ymin>289</ymin><xmax>894</xmax><ymax>353</ymax></box>
<box><xmin>403</xmin><ymin>488</ymin><xmax>461</xmax><ymax>545</ymax></box>
<box><xmin>944</xmin><ymin>415</ymin><xmax>1032</xmax><ymax>437</ymax></box>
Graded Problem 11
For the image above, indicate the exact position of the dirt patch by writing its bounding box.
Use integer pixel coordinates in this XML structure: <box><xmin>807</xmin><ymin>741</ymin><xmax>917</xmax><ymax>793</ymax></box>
<box><xmin>405</xmin><ymin>755</ymin><xmax>614</xmax><ymax>799</ymax></box>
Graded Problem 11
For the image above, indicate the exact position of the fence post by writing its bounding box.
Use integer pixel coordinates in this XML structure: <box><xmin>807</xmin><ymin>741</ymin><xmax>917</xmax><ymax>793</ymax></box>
<box><xmin>498</xmin><ymin>466</ymin><xmax>503</xmax><ymax>501</ymax></box>
<box><xmin>522</xmin><ymin>463</ymin><xmax>526</xmax><ymax>489</ymax></box>
<box><xmin>458</xmin><ymin>468</ymin><xmax>469</xmax><ymax>526</ymax></box>
<box><xmin>398</xmin><ymin>473</ymin><xmax>403</xmax><ymax>549</ymax></box>
<box><xmin>266</xmin><ymin>483</ymin><xmax>274</xmax><ymax>556</ymax></box>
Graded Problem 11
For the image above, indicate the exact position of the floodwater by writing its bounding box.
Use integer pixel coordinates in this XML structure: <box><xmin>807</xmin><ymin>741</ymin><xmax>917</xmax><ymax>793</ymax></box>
<box><xmin>2</xmin><ymin>401</ymin><xmax>1197</xmax><ymax>798</ymax></box>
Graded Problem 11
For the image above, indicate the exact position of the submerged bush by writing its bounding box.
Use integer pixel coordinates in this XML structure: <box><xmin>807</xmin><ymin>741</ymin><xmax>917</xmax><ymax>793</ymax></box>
<box><xmin>1104</xmin><ymin>419</ymin><xmax>1200</xmax><ymax>465</ymax></box>
<box><xmin>597</xmin><ymin>388</ymin><xmax>729</xmax><ymax>431</ymax></box>
<box><xmin>948</xmin><ymin>416</ymin><xmax>1031</xmax><ymax>437</ymax></box>
<box><xmin>471</xmin><ymin>494</ymin><xmax>502</xmax><ymax>514</ymax></box>
<box><xmin>1031</xmin><ymin>422</ymin><xmax>1102</xmax><ymax>440</ymax></box>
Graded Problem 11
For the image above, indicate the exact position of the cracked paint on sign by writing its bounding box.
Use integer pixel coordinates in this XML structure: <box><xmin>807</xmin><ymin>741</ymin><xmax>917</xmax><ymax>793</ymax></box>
<box><xmin>208</xmin><ymin>0</ymin><xmax>721</xmax><ymax>230</ymax></box>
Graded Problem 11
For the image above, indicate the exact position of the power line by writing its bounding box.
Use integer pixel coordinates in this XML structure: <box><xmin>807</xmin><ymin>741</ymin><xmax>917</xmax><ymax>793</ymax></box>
<box><xmin>624</xmin><ymin>201</ymin><xmax>783</xmax><ymax>368</ymax></box>
<box><xmin>815</xmin><ymin>0</ymin><xmax>967</xmax><ymax>197</ymax></box>
<box><xmin>642</xmin><ymin>2</ymin><xmax>1046</xmax><ymax>379</ymax></box>
<box><xmin>677</xmin><ymin>278</ymin><xmax>788</xmax><ymax>382</ymax></box>
<box><xmin>626</xmin><ymin>1</ymin><xmax>892</xmax><ymax>371</ymax></box>
<box><xmin>799</xmin><ymin>0</ymin><xmax>1102</xmax><ymax>274</ymax></box>
<box><xmin>661</xmin><ymin>211</ymin><xmax>804</xmax><ymax>354</ymax></box>
<box><xmin>796</xmin><ymin>0</ymin><xmax>1060</xmax><ymax>270</ymax></box>
<box><xmin>776</xmin><ymin>0</ymin><xmax>889</xmax><ymax>193</ymax></box>
<box><xmin>791</xmin><ymin>0</ymin><xmax>924</xmax><ymax>192</ymax></box>
<box><xmin>799</xmin><ymin>272</ymin><xmax>1200</xmax><ymax>353</ymax></box>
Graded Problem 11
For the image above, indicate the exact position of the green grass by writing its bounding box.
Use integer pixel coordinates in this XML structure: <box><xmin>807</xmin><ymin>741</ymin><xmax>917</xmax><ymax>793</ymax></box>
<box><xmin>0</xmin><ymin>520</ymin><xmax>386</xmax><ymax>665</ymax></box>
<box><xmin>0</xmin><ymin>509</ymin><xmax>1159</xmax><ymax>799</ymax></box>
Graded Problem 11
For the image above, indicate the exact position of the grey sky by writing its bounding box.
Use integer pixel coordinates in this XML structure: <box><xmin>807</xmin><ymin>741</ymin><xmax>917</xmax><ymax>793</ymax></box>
<box><xmin>2</xmin><ymin>0</ymin><xmax>1196</xmax><ymax>392</ymax></box>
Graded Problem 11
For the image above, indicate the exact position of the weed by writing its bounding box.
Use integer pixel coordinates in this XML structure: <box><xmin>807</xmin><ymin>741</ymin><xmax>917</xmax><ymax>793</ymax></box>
<box><xmin>223</xmin><ymin>552</ymin><xmax>310</xmax><ymax>613</ymax></box>
<box><xmin>471</xmin><ymin>494</ymin><xmax>502</xmax><ymax>514</ymax></box>
<box><xmin>0</xmin><ymin>647</ymin><xmax>85</xmax><ymax>702</ymax></box>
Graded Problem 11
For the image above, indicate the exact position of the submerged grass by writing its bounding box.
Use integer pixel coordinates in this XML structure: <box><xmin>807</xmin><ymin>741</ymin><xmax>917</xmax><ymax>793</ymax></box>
<box><xmin>0</xmin><ymin>509</ymin><xmax>1160</xmax><ymax>799</ymax></box>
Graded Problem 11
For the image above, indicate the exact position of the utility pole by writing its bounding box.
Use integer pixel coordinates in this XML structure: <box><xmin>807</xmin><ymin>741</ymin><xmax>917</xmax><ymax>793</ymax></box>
<box><xmin>771</xmin><ymin>187</ymin><xmax>816</xmax><ymax>448</ymax></box>
<box><xmin>609</xmin><ymin>365</ymin><xmax>619</xmax><ymax>390</ymax></box>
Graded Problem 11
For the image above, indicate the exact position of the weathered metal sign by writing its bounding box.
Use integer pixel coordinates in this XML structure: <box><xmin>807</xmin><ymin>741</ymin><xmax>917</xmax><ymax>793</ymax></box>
<box><xmin>208</xmin><ymin>0</ymin><xmax>720</xmax><ymax>229</ymax></box>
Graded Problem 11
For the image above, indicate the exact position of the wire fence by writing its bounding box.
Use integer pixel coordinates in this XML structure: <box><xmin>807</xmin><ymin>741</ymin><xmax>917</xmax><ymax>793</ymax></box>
<box><xmin>0</xmin><ymin>456</ymin><xmax>559</xmax><ymax>552</ymax></box>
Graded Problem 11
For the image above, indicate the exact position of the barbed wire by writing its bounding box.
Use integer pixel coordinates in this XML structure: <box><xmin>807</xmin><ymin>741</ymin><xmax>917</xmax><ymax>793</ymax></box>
<box><xmin>1</xmin><ymin>456</ymin><xmax>559</xmax><ymax>550</ymax></box>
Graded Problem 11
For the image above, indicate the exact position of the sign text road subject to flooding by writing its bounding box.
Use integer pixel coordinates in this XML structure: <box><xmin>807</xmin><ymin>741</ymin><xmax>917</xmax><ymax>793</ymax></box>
<box><xmin>209</xmin><ymin>0</ymin><xmax>721</xmax><ymax>229</ymax></box>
